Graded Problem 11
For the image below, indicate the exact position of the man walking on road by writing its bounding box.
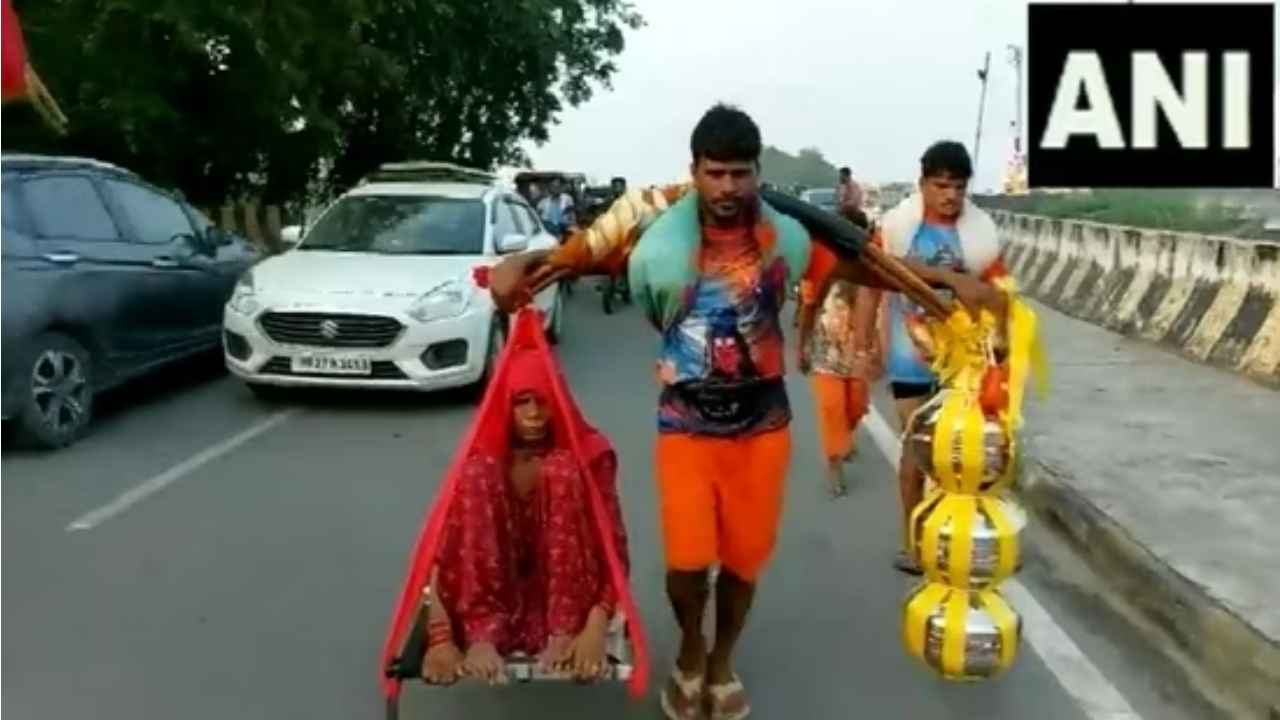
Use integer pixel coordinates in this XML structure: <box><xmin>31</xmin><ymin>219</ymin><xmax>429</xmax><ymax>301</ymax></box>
<box><xmin>537</xmin><ymin>177</ymin><xmax>577</xmax><ymax>241</ymax></box>
<box><xmin>488</xmin><ymin>108</ymin><xmax>1001</xmax><ymax>718</ymax></box>
<box><xmin>855</xmin><ymin>140</ymin><xmax>1008</xmax><ymax>575</ymax></box>
<box><xmin>797</xmin><ymin>268</ymin><xmax>879</xmax><ymax>498</ymax></box>
<box><xmin>836</xmin><ymin>166</ymin><xmax>868</xmax><ymax>229</ymax></box>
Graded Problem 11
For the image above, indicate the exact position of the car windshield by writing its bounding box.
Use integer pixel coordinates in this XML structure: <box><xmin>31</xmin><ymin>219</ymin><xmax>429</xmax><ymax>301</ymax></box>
<box><xmin>805</xmin><ymin>189</ymin><xmax>836</xmax><ymax>207</ymax></box>
<box><xmin>302</xmin><ymin>194</ymin><xmax>484</xmax><ymax>255</ymax></box>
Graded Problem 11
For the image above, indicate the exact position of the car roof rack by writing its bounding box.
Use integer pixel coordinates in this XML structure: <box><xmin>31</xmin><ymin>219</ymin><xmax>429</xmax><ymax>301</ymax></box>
<box><xmin>0</xmin><ymin>153</ymin><xmax>138</xmax><ymax>177</ymax></box>
<box><xmin>363</xmin><ymin>161</ymin><xmax>497</xmax><ymax>186</ymax></box>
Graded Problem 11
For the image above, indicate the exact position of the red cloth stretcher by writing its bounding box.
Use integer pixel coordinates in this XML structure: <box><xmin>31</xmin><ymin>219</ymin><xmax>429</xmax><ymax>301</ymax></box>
<box><xmin>2</xmin><ymin>0</ymin><xmax>68</xmax><ymax>132</ymax></box>
<box><xmin>380</xmin><ymin>307</ymin><xmax>650</xmax><ymax>718</ymax></box>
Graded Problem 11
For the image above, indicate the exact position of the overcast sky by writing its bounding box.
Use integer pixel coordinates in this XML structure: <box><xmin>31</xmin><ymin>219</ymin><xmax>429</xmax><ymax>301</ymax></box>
<box><xmin>523</xmin><ymin>0</ymin><xmax>1280</xmax><ymax>191</ymax></box>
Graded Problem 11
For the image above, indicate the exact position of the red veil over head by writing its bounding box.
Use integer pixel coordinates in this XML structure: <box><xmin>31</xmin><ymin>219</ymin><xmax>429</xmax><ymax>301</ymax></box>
<box><xmin>2</xmin><ymin>0</ymin><xmax>29</xmax><ymax>102</ymax></box>
<box><xmin>380</xmin><ymin>308</ymin><xmax>649</xmax><ymax>700</ymax></box>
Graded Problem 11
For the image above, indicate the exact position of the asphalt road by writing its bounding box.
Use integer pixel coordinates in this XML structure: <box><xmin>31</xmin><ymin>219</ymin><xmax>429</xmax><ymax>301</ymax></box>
<box><xmin>2</xmin><ymin>288</ymin><xmax>1214</xmax><ymax>719</ymax></box>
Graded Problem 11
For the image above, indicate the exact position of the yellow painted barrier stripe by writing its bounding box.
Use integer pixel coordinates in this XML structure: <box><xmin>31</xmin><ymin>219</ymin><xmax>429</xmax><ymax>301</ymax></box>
<box><xmin>941</xmin><ymin>589</ymin><xmax>970</xmax><ymax>676</ymax></box>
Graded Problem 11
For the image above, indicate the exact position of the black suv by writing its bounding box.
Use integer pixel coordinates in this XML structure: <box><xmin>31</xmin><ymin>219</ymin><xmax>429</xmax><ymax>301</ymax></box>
<box><xmin>1</xmin><ymin>154</ymin><xmax>258</xmax><ymax>449</ymax></box>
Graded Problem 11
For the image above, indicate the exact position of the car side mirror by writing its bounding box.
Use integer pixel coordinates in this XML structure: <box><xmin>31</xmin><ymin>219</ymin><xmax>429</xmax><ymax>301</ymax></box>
<box><xmin>280</xmin><ymin>225</ymin><xmax>303</xmax><ymax>247</ymax></box>
<box><xmin>174</xmin><ymin>232</ymin><xmax>215</xmax><ymax>256</ymax></box>
<box><xmin>205</xmin><ymin>226</ymin><xmax>233</xmax><ymax>247</ymax></box>
<box><xmin>496</xmin><ymin>232</ymin><xmax>529</xmax><ymax>254</ymax></box>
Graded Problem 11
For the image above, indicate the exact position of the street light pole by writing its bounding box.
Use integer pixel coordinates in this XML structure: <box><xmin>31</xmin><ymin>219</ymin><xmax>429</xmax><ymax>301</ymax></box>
<box><xmin>1008</xmin><ymin>44</ymin><xmax>1023</xmax><ymax>154</ymax></box>
<box><xmin>975</xmin><ymin>51</ymin><xmax>991</xmax><ymax>181</ymax></box>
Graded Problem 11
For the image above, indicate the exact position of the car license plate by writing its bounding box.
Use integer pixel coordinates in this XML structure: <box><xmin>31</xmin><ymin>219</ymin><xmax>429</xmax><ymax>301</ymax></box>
<box><xmin>290</xmin><ymin>355</ymin><xmax>372</xmax><ymax>375</ymax></box>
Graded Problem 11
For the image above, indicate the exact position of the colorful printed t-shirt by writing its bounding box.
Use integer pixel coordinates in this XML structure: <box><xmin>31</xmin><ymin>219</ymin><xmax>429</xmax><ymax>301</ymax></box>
<box><xmin>885</xmin><ymin>221</ymin><xmax>966</xmax><ymax>385</ymax></box>
<box><xmin>803</xmin><ymin>277</ymin><xmax>866</xmax><ymax>378</ymax></box>
<box><xmin>656</xmin><ymin>223</ymin><xmax>793</xmax><ymax>437</ymax></box>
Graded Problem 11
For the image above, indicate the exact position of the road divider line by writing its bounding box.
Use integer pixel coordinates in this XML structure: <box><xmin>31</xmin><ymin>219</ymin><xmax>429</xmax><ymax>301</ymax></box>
<box><xmin>66</xmin><ymin>410</ymin><xmax>297</xmax><ymax>532</ymax></box>
<box><xmin>862</xmin><ymin>407</ymin><xmax>1142</xmax><ymax>720</ymax></box>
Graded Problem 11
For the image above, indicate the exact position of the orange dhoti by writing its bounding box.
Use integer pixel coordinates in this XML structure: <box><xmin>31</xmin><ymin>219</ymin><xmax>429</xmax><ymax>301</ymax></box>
<box><xmin>810</xmin><ymin>373</ymin><xmax>869</xmax><ymax>460</ymax></box>
<box><xmin>654</xmin><ymin>428</ymin><xmax>791</xmax><ymax>581</ymax></box>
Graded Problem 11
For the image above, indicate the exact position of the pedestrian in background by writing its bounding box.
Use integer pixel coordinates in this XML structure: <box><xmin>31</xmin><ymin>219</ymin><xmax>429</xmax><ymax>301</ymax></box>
<box><xmin>798</xmin><ymin>271</ymin><xmax>879</xmax><ymax>498</ymax></box>
<box><xmin>836</xmin><ymin>166</ymin><xmax>869</xmax><ymax>229</ymax></box>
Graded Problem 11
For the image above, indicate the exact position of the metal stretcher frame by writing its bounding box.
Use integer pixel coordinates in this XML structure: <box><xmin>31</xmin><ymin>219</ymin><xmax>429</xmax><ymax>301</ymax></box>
<box><xmin>382</xmin><ymin>587</ymin><xmax>635</xmax><ymax>720</ymax></box>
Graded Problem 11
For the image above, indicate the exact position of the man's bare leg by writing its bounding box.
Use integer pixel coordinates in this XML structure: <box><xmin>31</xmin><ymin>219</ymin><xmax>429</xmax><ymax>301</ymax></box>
<box><xmin>706</xmin><ymin>568</ymin><xmax>755</xmax><ymax>685</ymax></box>
<box><xmin>826</xmin><ymin>456</ymin><xmax>849</xmax><ymax>498</ymax></box>
<box><xmin>667</xmin><ymin>569</ymin><xmax>711</xmax><ymax>675</ymax></box>
<box><xmin>894</xmin><ymin>396</ymin><xmax>928</xmax><ymax>574</ymax></box>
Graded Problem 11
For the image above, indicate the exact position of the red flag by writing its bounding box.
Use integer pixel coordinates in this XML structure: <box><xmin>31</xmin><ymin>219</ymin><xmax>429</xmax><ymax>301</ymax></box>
<box><xmin>2</xmin><ymin>0</ymin><xmax>28</xmax><ymax>101</ymax></box>
<box><xmin>379</xmin><ymin>307</ymin><xmax>650</xmax><ymax>701</ymax></box>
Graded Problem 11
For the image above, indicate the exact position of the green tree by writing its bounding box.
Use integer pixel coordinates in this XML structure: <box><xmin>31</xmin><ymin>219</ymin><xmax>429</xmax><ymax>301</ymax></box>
<box><xmin>1</xmin><ymin>0</ymin><xmax>643</xmax><ymax>206</ymax></box>
<box><xmin>759</xmin><ymin>145</ymin><xmax>839</xmax><ymax>189</ymax></box>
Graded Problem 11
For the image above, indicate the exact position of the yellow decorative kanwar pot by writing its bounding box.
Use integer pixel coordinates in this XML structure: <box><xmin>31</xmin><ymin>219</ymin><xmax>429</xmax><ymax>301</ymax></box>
<box><xmin>909</xmin><ymin>490</ymin><xmax>1026</xmax><ymax>589</ymax></box>
<box><xmin>903</xmin><ymin>581</ymin><xmax>1022</xmax><ymax>681</ymax></box>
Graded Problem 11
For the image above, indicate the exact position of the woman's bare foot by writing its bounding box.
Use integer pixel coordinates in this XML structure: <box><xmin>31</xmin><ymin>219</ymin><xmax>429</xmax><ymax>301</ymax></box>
<box><xmin>539</xmin><ymin>634</ymin><xmax>572</xmax><ymax>672</ymax></box>
<box><xmin>461</xmin><ymin>642</ymin><xmax>507</xmax><ymax>685</ymax></box>
<box><xmin>422</xmin><ymin>642</ymin><xmax>464</xmax><ymax>685</ymax></box>
<box><xmin>565</xmin><ymin>607</ymin><xmax>611</xmax><ymax>681</ymax></box>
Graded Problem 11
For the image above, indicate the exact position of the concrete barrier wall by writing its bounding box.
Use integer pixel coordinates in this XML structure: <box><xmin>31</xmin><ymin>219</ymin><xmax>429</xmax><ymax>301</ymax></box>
<box><xmin>994</xmin><ymin>211</ymin><xmax>1280</xmax><ymax>386</ymax></box>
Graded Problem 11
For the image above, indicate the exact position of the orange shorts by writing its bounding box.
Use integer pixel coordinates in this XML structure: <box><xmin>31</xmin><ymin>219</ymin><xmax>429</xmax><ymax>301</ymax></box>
<box><xmin>811</xmin><ymin>374</ymin><xmax>869</xmax><ymax>460</ymax></box>
<box><xmin>655</xmin><ymin>428</ymin><xmax>791</xmax><ymax>581</ymax></box>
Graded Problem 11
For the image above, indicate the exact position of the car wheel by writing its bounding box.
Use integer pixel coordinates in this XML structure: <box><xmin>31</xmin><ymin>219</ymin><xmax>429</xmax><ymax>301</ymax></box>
<box><xmin>15</xmin><ymin>333</ymin><xmax>94</xmax><ymax>450</ymax></box>
<box><xmin>548</xmin><ymin>290</ymin><xmax>565</xmax><ymax>345</ymax></box>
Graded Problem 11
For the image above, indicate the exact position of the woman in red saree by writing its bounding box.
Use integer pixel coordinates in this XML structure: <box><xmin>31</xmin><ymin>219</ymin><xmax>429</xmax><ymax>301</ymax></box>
<box><xmin>420</xmin><ymin>347</ymin><xmax>629</xmax><ymax>685</ymax></box>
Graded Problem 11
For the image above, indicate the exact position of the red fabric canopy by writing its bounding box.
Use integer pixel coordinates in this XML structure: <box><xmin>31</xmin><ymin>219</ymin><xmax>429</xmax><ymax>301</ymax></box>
<box><xmin>379</xmin><ymin>306</ymin><xmax>650</xmax><ymax>700</ymax></box>
<box><xmin>1</xmin><ymin>0</ymin><xmax>27</xmax><ymax>101</ymax></box>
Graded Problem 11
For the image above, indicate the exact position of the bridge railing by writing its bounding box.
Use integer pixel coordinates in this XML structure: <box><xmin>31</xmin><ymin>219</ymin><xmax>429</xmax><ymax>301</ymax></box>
<box><xmin>992</xmin><ymin>210</ymin><xmax>1280</xmax><ymax>386</ymax></box>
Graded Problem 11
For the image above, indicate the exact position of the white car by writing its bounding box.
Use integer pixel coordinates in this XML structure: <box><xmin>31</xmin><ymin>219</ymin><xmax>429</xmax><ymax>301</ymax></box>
<box><xmin>222</xmin><ymin>165</ymin><xmax>562</xmax><ymax>396</ymax></box>
<box><xmin>800</xmin><ymin>188</ymin><xmax>838</xmax><ymax>213</ymax></box>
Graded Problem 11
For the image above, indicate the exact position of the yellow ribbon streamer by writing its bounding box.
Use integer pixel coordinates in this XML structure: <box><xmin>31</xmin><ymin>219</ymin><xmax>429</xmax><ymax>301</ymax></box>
<box><xmin>980</xmin><ymin>588</ymin><xmax>1021</xmax><ymax>673</ymax></box>
<box><xmin>910</xmin><ymin>488</ymin><xmax>947</xmax><ymax>568</ymax></box>
<box><xmin>982</xmin><ymin>496</ymin><xmax>1019</xmax><ymax>584</ymax></box>
<box><xmin>959</xmin><ymin>401</ymin><xmax>985</xmax><ymax>495</ymax></box>
<box><xmin>904</xmin><ymin>582</ymin><xmax>950</xmax><ymax>660</ymax></box>
<box><xmin>948</xmin><ymin>495</ymin><xmax>977</xmax><ymax>589</ymax></box>
<box><xmin>941</xmin><ymin>589</ymin><xmax>970</xmax><ymax>676</ymax></box>
<box><xmin>919</xmin><ymin>493</ymin><xmax>951</xmax><ymax>581</ymax></box>
<box><xmin>931</xmin><ymin>393</ymin><xmax>957</xmax><ymax>490</ymax></box>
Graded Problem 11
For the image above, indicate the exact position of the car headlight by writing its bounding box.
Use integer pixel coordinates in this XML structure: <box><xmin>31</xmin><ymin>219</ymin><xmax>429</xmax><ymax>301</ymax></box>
<box><xmin>227</xmin><ymin>269</ymin><xmax>260</xmax><ymax>316</ymax></box>
<box><xmin>407</xmin><ymin>279</ymin><xmax>473</xmax><ymax>323</ymax></box>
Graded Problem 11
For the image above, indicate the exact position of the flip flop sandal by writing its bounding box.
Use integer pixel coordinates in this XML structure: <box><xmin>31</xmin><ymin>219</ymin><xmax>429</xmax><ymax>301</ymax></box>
<box><xmin>660</xmin><ymin>666</ymin><xmax>706</xmax><ymax>720</ymax></box>
<box><xmin>705</xmin><ymin>675</ymin><xmax>751</xmax><ymax>720</ymax></box>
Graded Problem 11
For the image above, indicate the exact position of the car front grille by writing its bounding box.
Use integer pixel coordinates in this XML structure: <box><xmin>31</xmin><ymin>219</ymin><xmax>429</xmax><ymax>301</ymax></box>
<box><xmin>258</xmin><ymin>312</ymin><xmax>403</xmax><ymax>348</ymax></box>
<box><xmin>259</xmin><ymin>357</ymin><xmax>408</xmax><ymax>380</ymax></box>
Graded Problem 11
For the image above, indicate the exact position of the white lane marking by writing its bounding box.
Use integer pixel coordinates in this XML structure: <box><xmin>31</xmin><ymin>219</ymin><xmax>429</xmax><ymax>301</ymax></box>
<box><xmin>862</xmin><ymin>408</ymin><xmax>1142</xmax><ymax>720</ymax></box>
<box><xmin>66</xmin><ymin>411</ymin><xmax>297</xmax><ymax>532</ymax></box>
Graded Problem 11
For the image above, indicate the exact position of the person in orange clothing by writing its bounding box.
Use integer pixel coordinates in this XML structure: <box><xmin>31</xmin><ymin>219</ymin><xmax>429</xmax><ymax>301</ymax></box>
<box><xmin>797</xmin><ymin>273</ymin><xmax>879</xmax><ymax>498</ymax></box>
<box><xmin>487</xmin><ymin>107</ymin><xmax>1003</xmax><ymax>720</ymax></box>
